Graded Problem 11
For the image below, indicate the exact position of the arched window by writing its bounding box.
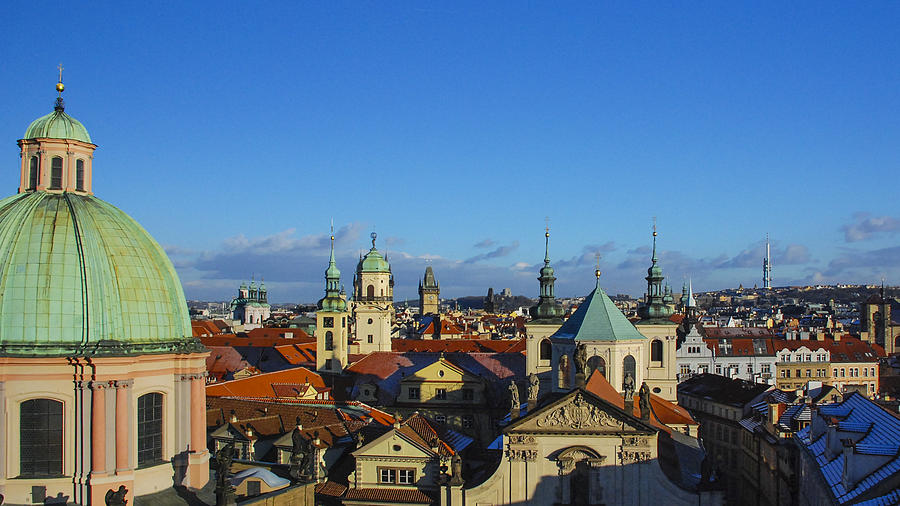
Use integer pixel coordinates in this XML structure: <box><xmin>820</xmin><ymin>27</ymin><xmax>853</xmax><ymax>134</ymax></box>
<box><xmin>50</xmin><ymin>157</ymin><xmax>63</xmax><ymax>189</ymax></box>
<box><xmin>28</xmin><ymin>156</ymin><xmax>39</xmax><ymax>189</ymax></box>
<box><xmin>137</xmin><ymin>393</ymin><xmax>163</xmax><ymax>467</ymax></box>
<box><xmin>324</xmin><ymin>331</ymin><xmax>334</xmax><ymax>351</ymax></box>
<box><xmin>587</xmin><ymin>356</ymin><xmax>606</xmax><ymax>378</ymax></box>
<box><xmin>366</xmin><ymin>285</ymin><xmax>375</xmax><ymax>298</ymax></box>
<box><xmin>651</xmin><ymin>340</ymin><xmax>663</xmax><ymax>363</ymax></box>
<box><xmin>21</xmin><ymin>398</ymin><xmax>63</xmax><ymax>477</ymax></box>
<box><xmin>539</xmin><ymin>339</ymin><xmax>552</xmax><ymax>361</ymax></box>
<box><xmin>623</xmin><ymin>355</ymin><xmax>636</xmax><ymax>386</ymax></box>
<box><xmin>76</xmin><ymin>160</ymin><xmax>85</xmax><ymax>191</ymax></box>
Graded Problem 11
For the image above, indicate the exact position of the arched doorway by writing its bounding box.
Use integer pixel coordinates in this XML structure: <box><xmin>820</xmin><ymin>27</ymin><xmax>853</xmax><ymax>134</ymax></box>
<box><xmin>556</xmin><ymin>446</ymin><xmax>606</xmax><ymax>505</ymax></box>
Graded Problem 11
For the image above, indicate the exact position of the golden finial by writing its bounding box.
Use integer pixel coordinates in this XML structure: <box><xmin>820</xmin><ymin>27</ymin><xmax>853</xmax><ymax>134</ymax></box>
<box><xmin>545</xmin><ymin>216</ymin><xmax>550</xmax><ymax>238</ymax></box>
<box><xmin>330</xmin><ymin>218</ymin><xmax>335</xmax><ymax>242</ymax></box>
<box><xmin>595</xmin><ymin>252</ymin><xmax>602</xmax><ymax>279</ymax></box>
<box><xmin>56</xmin><ymin>63</ymin><xmax>65</xmax><ymax>94</ymax></box>
<box><xmin>652</xmin><ymin>216</ymin><xmax>657</xmax><ymax>237</ymax></box>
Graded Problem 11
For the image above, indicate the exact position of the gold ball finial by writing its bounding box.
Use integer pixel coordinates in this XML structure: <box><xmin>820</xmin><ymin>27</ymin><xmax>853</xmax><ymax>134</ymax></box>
<box><xmin>56</xmin><ymin>82</ymin><xmax>65</xmax><ymax>93</ymax></box>
<box><xmin>595</xmin><ymin>269</ymin><xmax>602</xmax><ymax>278</ymax></box>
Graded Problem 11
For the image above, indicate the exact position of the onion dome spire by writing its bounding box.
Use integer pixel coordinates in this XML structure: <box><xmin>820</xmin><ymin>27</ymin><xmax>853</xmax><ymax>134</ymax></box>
<box><xmin>530</xmin><ymin>220</ymin><xmax>563</xmax><ymax>322</ymax></box>
<box><xmin>319</xmin><ymin>222</ymin><xmax>347</xmax><ymax>312</ymax></box>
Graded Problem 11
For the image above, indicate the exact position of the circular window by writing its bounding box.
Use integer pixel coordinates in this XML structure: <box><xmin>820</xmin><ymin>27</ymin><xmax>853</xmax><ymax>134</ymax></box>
<box><xmin>652</xmin><ymin>387</ymin><xmax>661</xmax><ymax>394</ymax></box>
<box><xmin>439</xmin><ymin>370</ymin><xmax>444</xmax><ymax>377</ymax></box>
<box><xmin>367</xmin><ymin>318</ymin><xmax>373</xmax><ymax>324</ymax></box>
<box><xmin>393</xmin><ymin>444</ymin><xmax>401</xmax><ymax>451</ymax></box>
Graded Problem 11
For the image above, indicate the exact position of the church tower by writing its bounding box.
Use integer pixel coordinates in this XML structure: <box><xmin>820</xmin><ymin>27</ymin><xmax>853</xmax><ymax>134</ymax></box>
<box><xmin>418</xmin><ymin>266</ymin><xmax>440</xmax><ymax>316</ymax></box>
<box><xmin>316</xmin><ymin>228</ymin><xmax>349</xmax><ymax>373</ymax></box>
<box><xmin>526</xmin><ymin>226</ymin><xmax>565</xmax><ymax>393</ymax></box>
<box><xmin>634</xmin><ymin>224</ymin><xmax>678</xmax><ymax>401</ymax></box>
<box><xmin>353</xmin><ymin>232</ymin><xmax>394</xmax><ymax>353</ymax></box>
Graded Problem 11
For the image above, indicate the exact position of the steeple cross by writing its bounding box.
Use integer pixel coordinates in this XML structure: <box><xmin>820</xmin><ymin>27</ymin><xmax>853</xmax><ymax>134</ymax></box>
<box><xmin>58</xmin><ymin>63</ymin><xmax>64</xmax><ymax>83</ymax></box>
<box><xmin>544</xmin><ymin>216</ymin><xmax>550</xmax><ymax>234</ymax></box>
<box><xmin>652</xmin><ymin>216</ymin><xmax>657</xmax><ymax>236</ymax></box>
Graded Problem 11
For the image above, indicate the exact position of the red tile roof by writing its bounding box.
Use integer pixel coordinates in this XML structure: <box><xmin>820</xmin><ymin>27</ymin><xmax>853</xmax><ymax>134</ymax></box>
<box><xmin>584</xmin><ymin>372</ymin><xmax>696</xmax><ymax>434</ymax></box>
<box><xmin>343</xmin><ymin>487</ymin><xmax>434</xmax><ymax>504</ymax></box>
<box><xmin>206</xmin><ymin>346</ymin><xmax>251</xmax><ymax>381</ymax></box>
<box><xmin>702</xmin><ymin>338</ymin><xmax>774</xmax><ymax>357</ymax></box>
<box><xmin>391</xmin><ymin>338</ymin><xmax>525</xmax><ymax>354</ymax></box>
<box><xmin>192</xmin><ymin>319</ymin><xmax>222</xmax><ymax>337</ymax></box>
<box><xmin>771</xmin><ymin>336</ymin><xmax>882</xmax><ymax>362</ymax></box>
<box><xmin>274</xmin><ymin>343</ymin><xmax>317</xmax><ymax>365</ymax></box>
<box><xmin>200</xmin><ymin>334</ymin><xmax>313</xmax><ymax>348</ymax></box>
<box><xmin>246</xmin><ymin>327</ymin><xmax>311</xmax><ymax>340</ymax></box>
<box><xmin>206</xmin><ymin>367</ymin><xmax>326</xmax><ymax>398</ymax></box>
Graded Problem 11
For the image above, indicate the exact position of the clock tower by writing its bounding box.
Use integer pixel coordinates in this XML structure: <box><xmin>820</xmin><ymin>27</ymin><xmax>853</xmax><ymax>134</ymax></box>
<box><xmin>418</xmin><ymin>266</ymin><xmax>440</xmax><ymax>316</ymax></box>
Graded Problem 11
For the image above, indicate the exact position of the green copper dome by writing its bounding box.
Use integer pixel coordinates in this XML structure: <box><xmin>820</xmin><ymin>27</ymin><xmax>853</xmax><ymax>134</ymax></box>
<box><xmin>0</xmin><ymin>192</ymin><xmax>196</xmax><ymax>356</ymax></box>
<box><xmin>360</xmin><ymin>248</ymin><xmax>391</xmax><ymax>272</ymax></box>
<box><xmin>24</xmin><ymin>105</ymin><xmax>92</xmax><ymax>144</ymax></box>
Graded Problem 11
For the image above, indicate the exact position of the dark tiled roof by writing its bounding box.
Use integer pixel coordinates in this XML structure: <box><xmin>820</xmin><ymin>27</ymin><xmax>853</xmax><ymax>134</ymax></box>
<box><xmin>678</xmin><ymin>373</ymin><xmax>772</xmax><ymax>408</ymax></box>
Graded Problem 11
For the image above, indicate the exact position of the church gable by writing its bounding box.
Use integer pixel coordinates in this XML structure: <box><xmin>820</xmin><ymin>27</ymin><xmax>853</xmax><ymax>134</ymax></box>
<box><xmin>352</xmin><ymin>427</ymin><xmax>434</xmax><ymax>461</ymax></box>
<box><xmin>402</xmin><ymin>357</ymin><xmax>473</xmax><ymax>384</ymax></box>
<box><xmin>507</xmin><ymin>390</ymin><xmax>657</xmax><ymax>434</ymax></box>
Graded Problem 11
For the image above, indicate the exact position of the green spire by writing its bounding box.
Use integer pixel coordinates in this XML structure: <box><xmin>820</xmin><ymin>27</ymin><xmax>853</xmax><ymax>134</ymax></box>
<box><xmin>319</xmin><ymin>223</ymin><xmax>347</xmax><ymax>312</ymax></box>
<box><xmin>531</xmin><ymin>223</ymin><xmax>563</xmax><ymax>322</ymax></box>
<box><xmin>638</xmin><ymin>220</ymin><xmax>674</xmax><ymax>323</ymax></box>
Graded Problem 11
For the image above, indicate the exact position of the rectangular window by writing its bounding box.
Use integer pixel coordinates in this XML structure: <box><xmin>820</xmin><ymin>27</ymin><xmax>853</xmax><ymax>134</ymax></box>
<box><xmin>761</xmin><ymin>364</ymin><xmax>771</xmax><ymax>373</ymax></box>
<box><xmin>462</xmin><ymin>415</ymin><xmax>474</xmax><ymax>428</ymax></box>
<box><xmin>323</xmin><ymin>317</ymin><xmax>334</xmax><ymax>328</ymax></box>
<box><xmin>379</xmin><ymin>468</ymin><xmax>397</xmax><ymax>484</ymax></box>
<box><xmin>76</xmin><ymin>160</ymin><xmax>84</xmax><ymax>191</ymax></box>
<box><xmin>137</xmin><ymin>393</ymin><xmax>163</xmax><ymax>467</ymax></box>
<box><xmin>462</xmin><ymin>388</ymin><xmax>474</xmax><ymax>401</ymax></box>
<box><xmin>379</xmin><ymin>467</ymin><xmax>414</xmax><ymax>484</ymax></box>
<box><xmin>435</xmin><ymin>388</ymin><xmax>447</xmax><ymax>400</ymax></box>
<box><xmin>435</xmin><ymin>414</ymin><xmax>446</xmax><ymax>423</ymax></box>
<box><xmin>398</xmin><ymin>469</ymin><xmax>415</xmax><ymax>484</ymax></box>
<box><xmin>408</xmin><ymin>387</ymin><xmax>420</xmax><ymax>400</ymax></box>
<box><xmin>367</xmin><ymin>334</ymin><xmax>373</xmax><ymax>343</ymax></box>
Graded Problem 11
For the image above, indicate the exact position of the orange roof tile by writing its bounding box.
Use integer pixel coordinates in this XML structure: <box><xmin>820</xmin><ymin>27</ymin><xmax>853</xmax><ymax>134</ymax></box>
<box><xmin>206</xmin><ymin>367</ymin><xmax>326</xmax><ymax>398</ymax></box>
<box><xmin>584</xmin><ymin>372</ymin><xmax>696</xmax><ymax>434</ymax></box>
<box><xmin>274</xmin><ymin>343</ymin><xmax>317</xmax><ymax>364</ymax></box>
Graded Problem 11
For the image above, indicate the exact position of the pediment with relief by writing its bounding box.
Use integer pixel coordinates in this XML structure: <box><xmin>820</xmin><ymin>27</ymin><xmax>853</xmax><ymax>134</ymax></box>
<box><xmin>508</xmin><ymin>390</ymin><xmax>653</xmax><ymax>434</ymax></box>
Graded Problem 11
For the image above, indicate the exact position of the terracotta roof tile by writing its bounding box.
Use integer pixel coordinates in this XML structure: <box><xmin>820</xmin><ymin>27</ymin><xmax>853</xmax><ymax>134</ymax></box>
<box><xmin>343</xmin><ymin>487</ymin><xmax>434</xmax><ymax>504</ymax></box>
<box><xmin>314</xmin><ymin>481</ymin><xmax>347</xmax><ymax>497</ymax></box>
<box><xmin>206</xmin><ymin>367</ymin><xmax>326</xmax><ymax>398</ymax></box>
<box><xmin>585</xmin><ymin>372</ymin><xmax>697</xmax><ymax>433</ymax></box>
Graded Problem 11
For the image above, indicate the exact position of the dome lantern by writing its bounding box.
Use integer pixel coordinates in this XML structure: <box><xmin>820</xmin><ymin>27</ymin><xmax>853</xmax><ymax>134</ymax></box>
<box><xmin>18</xmin><ymin>73</ymin><xmax>96</xmax><ymax>195</ymax></box>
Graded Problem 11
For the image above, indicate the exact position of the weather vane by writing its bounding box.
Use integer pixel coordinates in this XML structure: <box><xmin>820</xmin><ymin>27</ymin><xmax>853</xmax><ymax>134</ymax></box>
<box><xmin>544</xmin><ymin>216</ymin><xmax>550</xmax><ymax>235</ymax></box>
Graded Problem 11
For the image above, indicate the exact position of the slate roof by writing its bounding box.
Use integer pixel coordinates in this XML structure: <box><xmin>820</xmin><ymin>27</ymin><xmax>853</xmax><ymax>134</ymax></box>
<box><xmin>794</xmin><ymin>392</ymin><xmax>900</xmax><ymax>504</ymax></box>
<box><xmin>703</xmin><ymin>327</ymin><xmax>776</xmax><ymax>339</ymax></box>
<box><xmin>678</xmin><ymin>373</ymin><xmax>772</xmax><ymax>409</ymax></box>
<box><xmin>552</xmin><ymin>284</ymin><xmax>646</xmax><ymax>341</ymax></box>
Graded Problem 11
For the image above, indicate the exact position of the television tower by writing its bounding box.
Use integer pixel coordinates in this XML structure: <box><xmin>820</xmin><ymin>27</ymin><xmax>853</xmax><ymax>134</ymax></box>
<box><xmin>763</xmin><ymin>234</ymin><xmax>772</xmax><ymax>290</ymax></box>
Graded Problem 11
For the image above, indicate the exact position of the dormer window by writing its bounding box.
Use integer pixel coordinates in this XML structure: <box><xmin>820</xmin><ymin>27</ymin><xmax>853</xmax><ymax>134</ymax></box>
<box><xmin>76</xmin><ymin>160</ymin><xmax>84</xmax><ymax>191</ymax></box>
<box><xmin>50</xmin><ymin>157</ymin><xmax>62</xmax><ymax>189</ymax></box>
<box><xmin>28</xmin><ymin>156</ymin><xmax>39</xmax><ymax>189</ymax></box>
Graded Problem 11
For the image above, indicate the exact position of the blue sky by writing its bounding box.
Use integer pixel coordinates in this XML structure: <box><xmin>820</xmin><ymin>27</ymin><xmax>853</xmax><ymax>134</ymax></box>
<box><xmin>3</xmin><ymin>2</ymin><xmax>899</xmax><ymax>302</ymax></box>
